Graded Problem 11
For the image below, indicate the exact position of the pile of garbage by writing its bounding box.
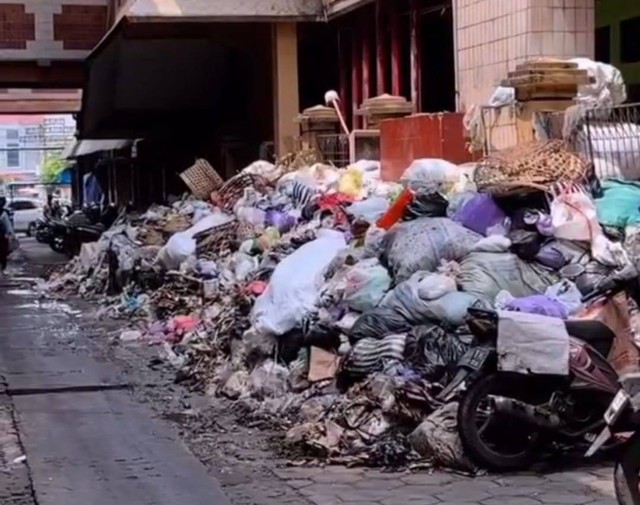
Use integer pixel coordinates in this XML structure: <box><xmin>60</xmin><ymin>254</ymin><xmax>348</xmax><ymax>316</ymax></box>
<box><xmin>47</xmin><ymin>142</ymin><xmax>640</xmax><ymax>469</ymax></box>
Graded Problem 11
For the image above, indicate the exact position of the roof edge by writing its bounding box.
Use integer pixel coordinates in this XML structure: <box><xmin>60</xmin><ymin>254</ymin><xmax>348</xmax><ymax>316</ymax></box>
<box><xmin>323</xmin><ymin>0</ymin><xmax>373</xmax><ymax>19</ymax></box>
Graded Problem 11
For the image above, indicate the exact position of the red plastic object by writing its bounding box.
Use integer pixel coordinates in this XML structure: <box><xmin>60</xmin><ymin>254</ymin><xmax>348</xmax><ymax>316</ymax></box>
<box><xmin>380</xmin><ymin>113</ymin><xmax>476</xmax><ymax>182</ymax></box>
<box><xmin>376</xmin><ymin>188</ymin><xmax>414</xmax><ymax>230</ymax></box>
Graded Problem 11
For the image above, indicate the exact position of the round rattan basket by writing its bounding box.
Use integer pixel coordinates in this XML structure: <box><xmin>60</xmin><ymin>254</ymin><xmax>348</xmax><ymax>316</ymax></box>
<box><xmin>474</xmin><ymin>140</ymin><xmax>588</xmax><ymax>196</ymax></box>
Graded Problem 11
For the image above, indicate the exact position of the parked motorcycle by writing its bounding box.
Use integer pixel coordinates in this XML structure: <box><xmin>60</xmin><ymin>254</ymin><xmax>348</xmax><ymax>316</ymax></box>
<box><xmin>438</xmin><ymin>270</ymin><xmax>638</xmax><ymax>471</ymax></box>
<box><xmin>62</xmin><ymin>204</ymin><xmax>119</xmax><ymax>258</ymax></box>
<box><xmin>34</xmin><ymin>218</ymin><xmax>51</xmax><ymax>244</ymax></box>
<box><xmin>47</xmin><ymin>204</ymin><xmax>118</xmax><ymax>258</ymax></box>
<box><xmin>584</xmin><ymin>388</ymin><xmax>640</xmax><ymax>505</ymax></box>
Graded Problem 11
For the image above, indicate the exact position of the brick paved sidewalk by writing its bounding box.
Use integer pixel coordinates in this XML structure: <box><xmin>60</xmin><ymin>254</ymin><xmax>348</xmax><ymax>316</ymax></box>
<box><xmin>272</xmin><ymin>465</ymin><xmax>617</xmax><ymax>505</ymax></box>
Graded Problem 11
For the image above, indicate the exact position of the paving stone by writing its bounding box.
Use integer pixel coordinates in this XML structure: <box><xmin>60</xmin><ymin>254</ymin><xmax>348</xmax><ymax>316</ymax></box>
<box><xmin>544</xmin><ymin>471</ymin><xmax>597</xmax><ymax>482</ymax></box>
<box><xmin>311</xmin><ymin>472</ymin><xmax>364</xmax><ymax>484</ymax></box>
<box><xmin>436</xmin><ymin>487</ymin><xmax>492</xmax><ymax>502</ymax></box>
<box><xmin>586</xmin><ymin>478</ymin><xmax>615</xmax><ymax>496</ymax></box>
<box><xmin>380</xmin><ymin>495</ymin><xmax>440</xmax><ymax>505</ymax></box>
<box><xmin>336</xmin><ymin>488</ymin><xmax>395</xmax><ymax>502</ymax></box>
<box><xmin>363</xmin><ymin>470</ymin><xmax>409</xmax><ymax>480</ymax></box>
<box><xmin>486</xmin><ymin>486</ymin><xmax>542</xmax><ymax>497</ymax></box>
<box><xmin>300</xmin><ymin>483</ymin><xmax>354</xmax><ymax>497</ymax></box>
<box><xmin>286</xmin><ymin>479</ymin><xmax>314</xmax><ymax>489</ymax></box>
<box><xmin>394</xmin><ymin>485</ymin><xmax>449</xmax><ymax>500</ymax></box>
<box><xmin>352</xmin><ymin>478</ymin><xmax>405</xmax><ymax>490</ymax></box>
<box><xmin>537</xmin><ymin>493</ymin><xmax>597</xmax><ymax>504</ymax></box>
<box><xmin>493</xmin><ymin>475</ymin><xmax>549</xmax><ymax>487</ymax></box>
<box><xmin>274</xmin><ymin>467</ymin><xmax>323</xmax><ymax>480</ymax></box>
<box><xmin>306</xmin><ymin>495</ymin><xmax>344</xmax><ymax>505</ymax></box>
<box><xmin>400</xmin><ymin>472</ymin><xmax>458</xmax><ymax>486</ymax></box>
<box><xmin>481</xmin><ymin>498</ymin><xmax>543</xmax><ymax>505</ymax></box>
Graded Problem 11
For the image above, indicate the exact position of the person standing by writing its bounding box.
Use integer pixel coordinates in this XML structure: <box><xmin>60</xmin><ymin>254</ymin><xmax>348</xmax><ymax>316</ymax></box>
<box><xmin>0</xmin><ymin>196</ymin><xmax>14</xmax><ymax>276</ymax></box>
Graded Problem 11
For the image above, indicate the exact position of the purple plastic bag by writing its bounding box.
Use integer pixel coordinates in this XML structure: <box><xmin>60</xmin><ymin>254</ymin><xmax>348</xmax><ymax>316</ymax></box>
<box><xmin>453</xmin><ymin>194</ymin><xmax>506</xmax><ymax>236</ymax></box>
<box><xmin>265</xmin><ymin>209</ymin><xmax>296</xmax><ymax>233</ymax></box>
<box><xmin>505</xmin><ymin>295</ymin><xmax>568</xmax><ymax>319</ymax></box>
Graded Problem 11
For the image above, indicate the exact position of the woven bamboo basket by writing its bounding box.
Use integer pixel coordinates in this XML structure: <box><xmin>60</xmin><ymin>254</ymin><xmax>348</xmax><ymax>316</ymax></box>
<box><xmin>474</xmin><ymin>140</ymin><xmax>588</xmax><ymax>196</ymax></box>
<box><xmin>195</xmin><ymin>220</ymin><xmax>239</xmax><ymax>258</ymax></box>
<box><xmin>180</xmin><ymin>159</ymin><xmax>224</xmax><ymax>199</ymax></box>
<box><xmin>217</xmin><ymin>173</ymin><xmax>269</xmax><ymax>212</ymax></box>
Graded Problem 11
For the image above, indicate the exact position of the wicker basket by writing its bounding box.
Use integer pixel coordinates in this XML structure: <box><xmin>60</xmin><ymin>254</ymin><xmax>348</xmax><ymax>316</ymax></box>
<box><xmin>474</xmin><ymin>140</ymin><xmax>588</xmax><ymax>196</ymax></box>
<box><xmin>180</xmin><ymin>159</ymin><xmax>224</xmax><ymax>199</ymax></box>
<box><xmin>217</xmin><ymin>173</ymin><xmax>269</xmax><ymax>212</ymax></box>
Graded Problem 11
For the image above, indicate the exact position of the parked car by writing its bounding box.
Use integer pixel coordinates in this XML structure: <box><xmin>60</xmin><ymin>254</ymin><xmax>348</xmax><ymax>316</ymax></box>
<box><xmin>8</xmin><ymin>198</ymin><xmax>44</xmax><ymax>235</ymax></box>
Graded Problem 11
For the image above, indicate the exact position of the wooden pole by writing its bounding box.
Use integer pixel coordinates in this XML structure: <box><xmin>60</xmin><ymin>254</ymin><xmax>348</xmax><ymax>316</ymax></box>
<box><xmin>375</xmin><ymin>0</ymin><xmax>389</xmax><ymax>95</ymax></box>
<box><xmin>390</xmin><ymin>2</ymin><xmax>401</xmax><ymax>96</ymax></box>
<box><xmin>409</xmin><ymin>0</ymin><xmax>422</xmax><ymax>111</ymax></box>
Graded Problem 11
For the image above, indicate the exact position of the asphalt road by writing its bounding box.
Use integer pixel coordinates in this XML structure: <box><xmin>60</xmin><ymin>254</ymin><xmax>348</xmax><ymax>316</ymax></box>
<box><xmin>0</xmin><ymin>243</ymin><xmax>232</xmax><ymax>505</ymax></box>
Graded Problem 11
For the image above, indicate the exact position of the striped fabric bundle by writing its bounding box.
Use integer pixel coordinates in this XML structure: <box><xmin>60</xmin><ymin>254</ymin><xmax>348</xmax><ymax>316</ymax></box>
<box><xmin>283</xmin><ymin>180</ymin><xmax>321</xmax><ymax>208</ymax></box>
<box><xmin>343</xmin><ymin>334</ymin><xmax>407</xmax><ymax>377</ymax></box>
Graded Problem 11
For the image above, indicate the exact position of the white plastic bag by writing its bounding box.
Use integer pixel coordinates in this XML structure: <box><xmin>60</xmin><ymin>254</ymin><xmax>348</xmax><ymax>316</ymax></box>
<box><xmin>251</xmin><ymin>229</ymin><xmax>347</xmax><ymax>336</ymax></box>
<box><xmin>400</xmin><ymin>159</ymin><xmax>462</xmax><ymax>192</ymax></box>
<box><xmin>234</xmin><ymin>252</ymin><xmax>259</xmax><ymax>281</ymax></box>
<box><xmin>156</xmin><ymin>212</ymin><xmax>233</xmax><ymax>269</ymax></box>
<box><xmin>545</xmin><ymin>280</ymin><xmax>583</xmax><ymax>316</ymax></box>
<box><xmin>550</xmin><ymin>186</ymin><xmax>600</xmax><ymax>242</ymax></box>
<box><xmin>347</xmin><ymin>197</ymin><xmax>389</xmax><ymax>224</ymax></box>
<box><xmin>344</xmin><ymin>258</ymin><xmax>392</xmax><ymax>312</ymax></box>
<box><xmin>488</xmin><ymin>86</ymin><xmax>515</xmax><ymax>107</ymax></box>
<box><xmin>550</xmin><ymin>185</ymin><xmax>627</xmax><ymax>266</ymax></box>
<box><xmin>570</xmin><ymin>58</ymin><xmax>627</xmax><ymax>109</ymax></box>
<box><xmin>415</xmin><ymin>273</ymin><xmax>457</xmax><ymax>301</ymax></box>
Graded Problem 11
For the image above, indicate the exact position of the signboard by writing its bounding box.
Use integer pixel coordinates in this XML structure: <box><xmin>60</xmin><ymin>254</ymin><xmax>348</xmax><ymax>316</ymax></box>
<box><xmin>19</xmin><ymin>117</ymin><xmax>75</xmax><ymax>148</ymax></box>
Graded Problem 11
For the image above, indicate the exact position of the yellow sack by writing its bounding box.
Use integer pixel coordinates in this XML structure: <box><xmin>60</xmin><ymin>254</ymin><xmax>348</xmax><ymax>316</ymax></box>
<box><xmin>338</xmin><ymin>168</ymin><xmax>364</xmax><ymax>198</ymax></box>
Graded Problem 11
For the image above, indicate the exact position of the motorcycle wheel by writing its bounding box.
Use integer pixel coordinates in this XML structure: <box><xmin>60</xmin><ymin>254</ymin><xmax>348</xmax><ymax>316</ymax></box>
<box><xmin>50</xmin><ymin>237</ymin><xmax>65</xmax><ymax>253</ymax></box>
<box><xmin>614</xmin><ymin>433</ymin><xmax>640</xmax><ymax>505</ymax></box>
<box><xmin>458</xmin><ymin>373</ymin><xmax>543</xmax><ymax>471</ymax></box>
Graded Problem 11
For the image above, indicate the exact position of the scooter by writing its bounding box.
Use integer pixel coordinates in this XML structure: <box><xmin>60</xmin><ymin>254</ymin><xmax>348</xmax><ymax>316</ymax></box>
<box><xmin>438</xmin><ymin>271</ymin><xmax>637</xmax><ymax>471</ymax></box>
<box><xmin>59</xmin><ymin>204</ymin><xmax>119</xmax><ymax>258</ymax></box>
<box><xmin>585</xmin><ymin>387</ymin><xmax>640</xmax><ymax>505</ymax></box>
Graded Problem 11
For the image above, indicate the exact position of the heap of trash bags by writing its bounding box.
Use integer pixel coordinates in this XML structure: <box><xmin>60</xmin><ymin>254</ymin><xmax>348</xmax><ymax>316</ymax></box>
<box><xmin>46</xmin><ymin>146</ymin><xmax>640</xmax><ymax>469</ymax></box>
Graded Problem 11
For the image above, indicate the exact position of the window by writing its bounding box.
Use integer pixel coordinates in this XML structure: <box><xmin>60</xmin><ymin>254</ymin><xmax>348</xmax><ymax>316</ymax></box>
<box><xmin>6</xmin><ymin>143</ymin><xmax>19</xmax><ymax>167</ymax></box>
<box><xmin>595</xmin><ymin>26</ymin><xmax>611</xmax><ymax>63</ymax></box>
<box><xmin>5</xmin><ymin>129</ymin><xmax>18</xmax><ymax>141</ymax></box>
<box><xmin>621</xmin><ymin>16</ymin><xmax>640</xmax><ymax>63</ymax></box>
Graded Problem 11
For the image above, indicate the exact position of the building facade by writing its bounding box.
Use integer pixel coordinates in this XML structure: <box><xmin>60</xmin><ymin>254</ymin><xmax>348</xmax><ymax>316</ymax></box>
<box><xmin>9</xmin><ymin>0</ymin><xmax>627</xmax><ymax>173</ymax></box>
<box><xmin>0</xmin><ymin>114</ymin><xmax>75</xmax><ymax>182</ymax></box>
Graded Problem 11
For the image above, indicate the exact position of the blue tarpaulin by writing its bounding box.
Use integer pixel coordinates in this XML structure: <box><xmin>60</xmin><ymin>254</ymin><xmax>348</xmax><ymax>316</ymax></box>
<box><xmin>57</xmin><ymin>167</ymin><xmax>73</xmax><ymax>185</ymax></box>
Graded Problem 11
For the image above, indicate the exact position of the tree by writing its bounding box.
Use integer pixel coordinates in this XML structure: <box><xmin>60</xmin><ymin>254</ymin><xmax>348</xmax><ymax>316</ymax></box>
<box><xmin>40</xmin><ymin>154</ymin><xmax>67</xmax><ymax>184</ymax></box>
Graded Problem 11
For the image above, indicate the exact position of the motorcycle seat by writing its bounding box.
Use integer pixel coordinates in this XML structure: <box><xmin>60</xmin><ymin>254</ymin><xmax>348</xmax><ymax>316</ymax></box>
<box><xmin>565</xmin><ymin>320</ymin><xmax>616</xmax><ymax>357</ymax></box>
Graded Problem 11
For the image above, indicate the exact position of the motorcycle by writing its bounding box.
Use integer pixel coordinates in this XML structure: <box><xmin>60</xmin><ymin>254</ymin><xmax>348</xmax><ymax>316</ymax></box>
<box><xmin>34</xmin><ymin>218</ymin><xmax>51</xmax><ymax>244</ymax></box>
<box><xmin>438</xmin><ymin>271</ymin><xmax>637</xmax><ymax>471</ymax></box>
<box><xmin>56</xmin><ymin>204</ymin><xmax>119</xmax><ymax>258</ymax></box>
<box><xmin>584</xmin><ymin>387</ymin><xmax>640</xmax><ymax>505</ymax></box>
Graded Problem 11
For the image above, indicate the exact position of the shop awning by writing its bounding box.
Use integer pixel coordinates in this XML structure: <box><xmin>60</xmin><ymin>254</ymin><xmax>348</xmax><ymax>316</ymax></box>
<box><xmin>62</xmin><ymin>139</ymin><xmax>134</xmax><ymax>159</ymax></box>
<box><xmin>124</xmin><ymin>0</ymin><xmax>324</xmax><ymax>21</ymax></box>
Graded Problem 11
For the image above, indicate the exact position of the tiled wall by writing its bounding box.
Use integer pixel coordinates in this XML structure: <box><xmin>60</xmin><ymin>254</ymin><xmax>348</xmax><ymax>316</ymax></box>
<box><xmin>455</xmin><ymin>0</ymin><xmax>595</xmax><ymax>149</ymax></box>
<box><xmin>0</xmin><ymin>0</ymin><xmax>108</xmax><ymax>60</ymax></box>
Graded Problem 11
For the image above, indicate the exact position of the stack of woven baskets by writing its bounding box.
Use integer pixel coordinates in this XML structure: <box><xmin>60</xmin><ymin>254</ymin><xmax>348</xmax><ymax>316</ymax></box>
<box><xmin>180</xmin><ymin>159</ymin><xmax>225</xmax><ymax>199</ymax></box>
<box><xmin>474</xmin><ymin>139</ymin><xmax>589</xmax><ymax>195</ymax></box>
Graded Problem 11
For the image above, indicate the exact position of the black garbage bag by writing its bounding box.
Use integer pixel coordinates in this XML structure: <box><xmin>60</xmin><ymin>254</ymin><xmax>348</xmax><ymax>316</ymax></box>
<box><xmin>403</xmin><ymin>325</ymin><xmax>471</xmax><ymax>383</ymax></box>
<box><xmin>349</xmin><ymin>308</ymin><xmax>412</xmax><ymax>341</ymax></box>
<box><xmin>404</xmin><ymin>189</ymin><xmax>448</xmax><ymax>221</ymax></box>
<box><xmin>508</xmin><ymin>229</ymin><xmax>544</xmax><ymax>261</ymax></box>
